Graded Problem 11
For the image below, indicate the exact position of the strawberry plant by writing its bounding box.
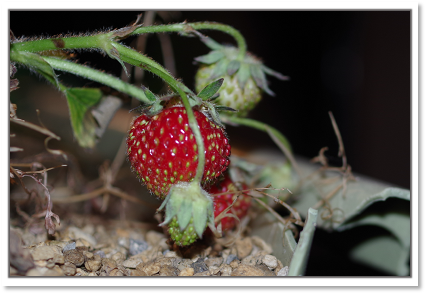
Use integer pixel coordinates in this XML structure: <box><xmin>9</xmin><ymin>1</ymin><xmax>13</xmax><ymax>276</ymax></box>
<box><xmin>9</xmin><ymin>11</ymin><xmax>411</xmax><ymax>278</ymax></box>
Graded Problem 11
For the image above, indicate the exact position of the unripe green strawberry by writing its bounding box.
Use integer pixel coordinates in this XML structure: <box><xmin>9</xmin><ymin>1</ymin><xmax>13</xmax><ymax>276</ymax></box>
<box><xmin>194</xmin><ymin>38</ymin><xmax>288</xmax><ymax>117</ymax></box>
<box><xmin>168</xmin><ymin>216</ymin><xmax>201</xmax><ymax>246</ymax></box>
<box><xmin>127</xmin><ymin>105</ymin><xmax>231</xmax><ymax>199</ymax></box>
<box><xmin>160</xmin><ymin>181</ymin><xmax>214</xmax><ymax>247</ymax></box>
<box><xmin>196</xmin><ymin>64</ymin><xmax>261</xmax><ymax>117</ymax></box>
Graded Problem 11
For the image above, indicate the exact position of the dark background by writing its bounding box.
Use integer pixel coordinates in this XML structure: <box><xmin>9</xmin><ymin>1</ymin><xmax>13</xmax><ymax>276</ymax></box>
<box><xmin>10</xmin><ymin>10</ymin><xmax>411</xmax><ymax>189</ymax></box>
<box><xmin>10</xmin><ymin>11</ymin><xmax>411</xmax><ymax>275</ymax></box>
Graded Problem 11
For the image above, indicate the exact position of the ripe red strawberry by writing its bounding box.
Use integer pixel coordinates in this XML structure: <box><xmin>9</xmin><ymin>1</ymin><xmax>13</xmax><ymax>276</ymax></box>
<box><xmin>209</xmin><ymin>173</ymin><xmax>252</xmax><ymax>232</ymax></box>
<box><xmin>127</xmin><ymin>105</ymin><xmax>231</xmax><ymax>199</ymax></box>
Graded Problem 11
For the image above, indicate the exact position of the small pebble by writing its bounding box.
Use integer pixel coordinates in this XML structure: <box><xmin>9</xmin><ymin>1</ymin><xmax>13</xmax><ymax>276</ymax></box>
<box><xmin>229</xmin><ymin>259</ymin><xmax>240</xmax><ymax>269</ymax></box>
<box><xmin>178</xmin><ymin>267</ymin><xmax>194</xmax><ymax>276</ymax></box>
<box><xmin>140</xmin><ymin>261</ymin><xmax>161</xmax><ymax>276</ymax></box>
<box><xmin>64</xmin><ymin>249</ymin><xmax>85</xmax><ymax>267</ymax></box>
<box><xmin>262</xmin><ymin>254</ymin><xmax>278</xmax><ymax>270</ymax></box>
<box><xmin>109</xmin><ymin>268</ymin><xmax>124</xmax><ymax>276</ymax></box>
<box><xmin>209</xmin><ymin>265</ymin><xmax>220</xmax><ymax>275</ymax></box>
<box><xmin>85</xmin><ymin>259</ymin><xmax>101</xmax><ymax>272</ymax></box>
<box><xmin>31</xmin><ymin>245</ymin><xmax>61</xmax><ymax>260</ymax></box>
<box><xmin>159</xmin><ymin>265</ymin><xmax>179</xmax><ymax>276</ymax></box>
<box><xmin>129</xmin><ymin>239</ymin><xmax>149</xmax><ymax>256</ymax></box>
<box><xmin>122</xmin><ymin>257</ymin><xmax>143</xmax><ymax>269</ymax></box>
<box><xmin>191</xmin><ymin>258</ymin><xmax>208</xmax><ymax>274</ymax></box>
<box><xmin>277</xmin><ymin>266</ymin><xmax>289</xmax><ymax>276</ymax></box>
<box><xmin>130</xmin><ymin>269</ymin><xmax>148</xmax><ymax>276</ymax></box>
<box><xmin>62</xmin><ymin>242</ymin><xmax>76</xmax><ymax>253</ymax></box>
<box><xmin>231</xmin><ymin>264</ymin><xmax>264</xmax><ymax>276</ymax></box>
<box><xmin>205</xmin><ymin>257</ymin><xmax>223</xmax><ymax>268</ymax></box>
<box><xmin>219</xmin><ymin>264</ymin><xmax>232</xmax><ymax>276</ymax></box>
<box><xmin>61</xmin><ymin>263</ymin><xmax>76</xmax><ymax>276</ymax></box>
<box><xmin>241</xmin><ymin>255</ymin><xmax>257</xmax><ymax>266</ymax></box>
<box><xmin>256</xmin><ymin>264</ymin><xmax>275</xmax><ymax>276</ymax></box>
<box><xmin>226</xmin><ymin>254</ymin><xmax>238</xmax><ymax>264</ymax></box>
<box><xmin>101</xmin><ymin>258</ymin><xmax>117</xmax><ymax>274</ymax></box>
<box><xmin>177</xmin><ymin>259</ymin><xmax>193</xmax><ymax>271</ymax></box>
<box><xmin>194</xmin><ymin>271</ymin><xmax>211</xmax><ymax>276</ymax></box>
<box><xmin>94</xmin><ymin>250</ymin><xmax>106</xmax><ymax>259</ymax></box>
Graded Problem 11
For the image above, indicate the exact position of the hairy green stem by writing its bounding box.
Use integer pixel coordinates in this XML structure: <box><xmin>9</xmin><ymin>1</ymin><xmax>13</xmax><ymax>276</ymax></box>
<box><xmin>131</xmin><ymin>22</ymin><xmax>247</xmax><ymax>59</ymax></box>
<box><xmin>42</xmin><ymin>56</ymin><xmax>149</xmax><ymax>103</ymax></box>
<box><xmin>221</xmin><ymin>115</ymin><xmax>293</xmax><ymax>153</ymax></box>
<box><xmin>10</xmin><ymin>34</ymin><xmax>109</xmax><ymax>52</ymax></box>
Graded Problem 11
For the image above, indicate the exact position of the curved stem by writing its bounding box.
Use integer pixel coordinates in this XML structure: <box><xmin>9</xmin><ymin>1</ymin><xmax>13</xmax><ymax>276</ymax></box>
<box><xmin>221</xmin><ymin>115</ymin><xmax>293</xmax><ymax>153</ymax></box>
<box><xmin>131</xmin><ymin>22</ymin><xmax>247</xmax><ymax>59</ymax></box>
<box><xmin>42</xmin><ymin>56</ymin><xmax>149</xmax><ymax>103</ymax></box>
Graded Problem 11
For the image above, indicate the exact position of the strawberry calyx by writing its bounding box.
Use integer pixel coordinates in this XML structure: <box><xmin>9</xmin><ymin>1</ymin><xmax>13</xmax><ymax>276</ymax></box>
<box><xmin>194</xmin><ymin>37</ymin><xmax>289</xmax><ymax>96</ymax></box>
<box><xmin>158</xmin><ymin>181</ymin><xmax>215</xmax><ymax>245</ymax></box>
<box><xmin>138</xmin><ymin>81</ymin><xmax>236</xmax><ymax>128</ymax></box>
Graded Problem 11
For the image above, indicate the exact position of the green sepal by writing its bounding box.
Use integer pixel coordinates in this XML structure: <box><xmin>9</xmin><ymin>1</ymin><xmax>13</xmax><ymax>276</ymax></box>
<box><xmin>192</xmin><ymin>197</ymin><xmax>210</xmax><ymax>238</ymax></box>
<box><xmin>197</xmin><ymin>78</ymin><xmax>224</xmax><ymax>100</ymax></box>
<box><xmin>194</xmin><ymin>51</ymin><xmax>225</xmax><ymax>64</ymax></box>
<box><xmin>215</xmin><ymin>105</ymin><xmax>237</xmax><ymax>113</ymax></box>
<box><xmin>227</xmin><ymin>60</ymin><xmax>241</xmax><ymax>76</ymax></box>
<box><xmin>262</xmin><ymin>64</ymin><xmax>290</xmax><ymax>81</ymax></box>
<box><xmin>209</xmin><ymin>93</ymin><xmax>220</xmax><ymax>101</ymax></box>
<box><xmin>200</xmin><ymin>36</ymin><xmax>224</xmax><ymax>51</ymax></box>
<box><xmin>177</xmin><ymin>198</ymin><xmax>193</xmax><ymax>231</ymax></box>
<box><xmin>146</xmin><ymin>99</ymin><xmax>163</xmax><ymax>116</ymax></box>
<box><xmin>250</xmin><ymin>64</ymin><xmax>274</xmax><ymax>96</ymax></box>
<box><xmin>108</xmin><ymin>47</ymin><xmax>129</xmax><ymax>77</ymax></box>
<box><xmin>142</xmin><ymin>86</ymin><xmax>158</xmax><ymax>102</ymax></box>
<box><xmin>159</xmin><ymin>182</ymin><xmax>213</xmax><ymax>239</ymax></box>
<box><xmin>204</xmin><ymin>102</ymin><xmax>225</xmax><ymax>129</ymax></box>
<box><xmin>210</xmin><ymin>58</ymin><xmax>229</xmax><ymax>80</ymax></box>
<box><xmin>237</xmin><ymin>63</ymin><xmax>251</xmax><ymax>88</ymax></box>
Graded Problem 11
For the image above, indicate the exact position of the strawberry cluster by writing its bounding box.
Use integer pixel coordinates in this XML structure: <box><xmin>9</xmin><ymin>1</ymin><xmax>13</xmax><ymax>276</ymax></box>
<box><xmin>127</xmin><ymin>79</ymin><xmax>252</xmax><ymax>246</ymax></box>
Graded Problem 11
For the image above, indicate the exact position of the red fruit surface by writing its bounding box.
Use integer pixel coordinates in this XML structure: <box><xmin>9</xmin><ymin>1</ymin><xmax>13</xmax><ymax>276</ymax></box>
<box><xmin>127</xmin><ymin>106</ymin><xmax>231</xmax><ymax>199</ymax></box>
<box><xmin>209</xmin><ymin>174</ymin><xmax>251</xmax><ymax>232</ymax></box>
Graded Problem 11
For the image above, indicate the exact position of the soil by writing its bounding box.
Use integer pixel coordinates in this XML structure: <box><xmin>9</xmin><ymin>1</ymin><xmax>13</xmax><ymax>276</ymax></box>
<box><xmin>10</xmin><ymin>213</ymin><xmax>289</xmax><ymax>277</ymax></box>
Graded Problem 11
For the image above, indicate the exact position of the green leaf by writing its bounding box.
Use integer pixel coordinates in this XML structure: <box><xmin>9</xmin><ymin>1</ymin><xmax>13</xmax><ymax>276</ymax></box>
<box><xmin>197</xmin><ymin>78</ymin><xmax>224</xmax><ymax>100</ymax></box>
<box><xmin>11</xmin><ymin>51</ymin><xmax>59</xmax><ymax>87</ymax></box>
<box><xmin>194</xmin><ymin>51</ymin><xmax>224</xmax><ymax>64</ymax></box>
<box><xmin>65</xmin><ymin>87</ymin><xmax>103</xmax><ymax>148</ymax></box>
<box><xmin>288</xmin><ymin>208</ymin><xmax>318</xmax><ymax>276</ymax></box>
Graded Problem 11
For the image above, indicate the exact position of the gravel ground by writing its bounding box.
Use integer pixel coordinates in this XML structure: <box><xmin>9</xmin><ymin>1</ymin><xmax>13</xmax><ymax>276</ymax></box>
<box><xmin>10</xmin><ymin>214</ymin><xmax>289</xmax><ymax>277</ymax></box>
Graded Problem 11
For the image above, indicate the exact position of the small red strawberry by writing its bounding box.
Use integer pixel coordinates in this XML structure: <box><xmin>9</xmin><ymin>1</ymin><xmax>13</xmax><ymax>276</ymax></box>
<box><xmin>127</xmin><ymin>104</ymin><xmax>231</xmax><ymax>199</ymax></box>
<box><xmin>209</xmin><ymin>173</ymin><xmax>252</xmax><ymax>232</ymax></box>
